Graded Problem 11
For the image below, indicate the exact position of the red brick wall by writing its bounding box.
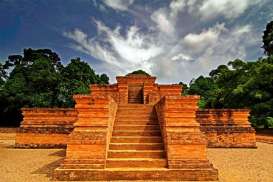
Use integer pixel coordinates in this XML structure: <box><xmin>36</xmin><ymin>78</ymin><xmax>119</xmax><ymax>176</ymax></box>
<box><xmin>196</xmin><ymin>109</ymin><xmax>256</xmax><ymax>148</ymax></box>
<box><xmin>157</xmin><ymin>84</ymin><xmax>182</xmax><ymax>97</ymax></box>
<box><xmin>155</xmin><ymin>96</ymin><xmax>217</xmax><ymax>172</ymax></box>
<box><xmin>15</xmin><ymin>108</ymin><xmax>77</xmax><ymax>148</ymax></box>
<box><xmin>61</xmin><ymin>95</ymin><xmax>118</xmax><ymax>169</ymax></box>
<box><xmin>89</xmin><ymin>75</ymin><xmax>183</xmax><ymax>105</ymax></box>
<box><xmin>90</xmin><ymin>84</ymin><xmax>119</xmax><ymax>102</ymax></box>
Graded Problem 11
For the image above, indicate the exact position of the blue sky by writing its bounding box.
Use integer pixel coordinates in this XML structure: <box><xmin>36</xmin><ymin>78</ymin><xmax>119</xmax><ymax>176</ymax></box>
<box><xmin>1</xmin><ymin>0</ymin><xmax>273</xmax><ymax>83</ymax></box>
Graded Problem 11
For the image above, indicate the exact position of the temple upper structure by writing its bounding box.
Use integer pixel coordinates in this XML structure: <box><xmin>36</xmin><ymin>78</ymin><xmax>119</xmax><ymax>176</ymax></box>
<box><xmin>90</xmin><ymin>73</ymin><xmax>182</xmax><ymax>105</ymax></box>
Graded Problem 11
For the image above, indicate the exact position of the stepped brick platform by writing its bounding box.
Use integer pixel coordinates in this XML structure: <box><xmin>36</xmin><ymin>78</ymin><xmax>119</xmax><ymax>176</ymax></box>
<box><xmin>15</xmin><ymin>108</ymin><xmax>77</xmax><ymax>148</ymax></box>
<box><xmin>197</xmin><ymin>109</ymin><xmax>256</xmax><ymax>148</ymax></box>
<box><xmin>53</xmin><ymin>101</ymin><xmax>218</xmax><ymax>181</ymax></box>
<box><xmin>16</xmin><ymin>74</ymin><xmax>256</xmax><ymax>181</ymax></box>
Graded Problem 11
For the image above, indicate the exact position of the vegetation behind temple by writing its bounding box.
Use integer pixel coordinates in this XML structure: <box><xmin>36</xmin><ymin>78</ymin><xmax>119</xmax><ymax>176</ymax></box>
<box><xmin>0</xmin><ymin>49</ymin><xmax>109</xmax><ymax>126</ymax></box>
<box><xmin>182</xmin><ymin>21</ymin><xmax>273</xmax><ymax>128</ymax></box>
<box><xmin>182</xmin><ymin>57</ymin><xmax>273</xmax><ymax>128</ymax></box>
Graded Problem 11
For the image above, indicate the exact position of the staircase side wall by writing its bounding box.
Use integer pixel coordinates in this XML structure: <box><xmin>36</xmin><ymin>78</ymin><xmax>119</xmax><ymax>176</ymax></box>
<box><xmin>196</xmin><ymin>109</ymin><xmax>256</xmax><ymax>148</ymax></box>
<box><xmin>15</xmin><ymin>108</ymin><xmax>77</xmax><ymax>148</ymax></box>
<box><xmin>61</xmin><ymin>95</ymin><xmax>117</xmax><ymax>169</ymax></box>
<box><xmin>155</xmin><ymin>96</ymin><xmax>218</xmax><ymax>173</ymax></box>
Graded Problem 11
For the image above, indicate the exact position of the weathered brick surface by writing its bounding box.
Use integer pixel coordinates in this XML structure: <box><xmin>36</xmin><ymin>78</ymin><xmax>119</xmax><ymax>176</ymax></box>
<box><xmin>57</xmin><ymin>94</ymin><xmax>118</xmax><ymax>170</ymax></box>
<box><xmin>53</xmin><ymin>168</ymin><xmax>219</xmax><ymax>181</ymax></box>
<box><xmin>197</xmin><ymin>109</ymin><xmax>256</xmax><ymax>148</ymax></box>
<box><xmin>92</xmin><ymin>74</ymin><xmax>182</xmax><ymax>105</ymax></box>
<box><xmin>155</xmin><ymin>95</ymin><xmax>218</xmax><ymax>179</ymax></box>
<box><xmin>15</xmin><ymin>108</ymin><xmax>77</xmax><ymax>148</ymax></box>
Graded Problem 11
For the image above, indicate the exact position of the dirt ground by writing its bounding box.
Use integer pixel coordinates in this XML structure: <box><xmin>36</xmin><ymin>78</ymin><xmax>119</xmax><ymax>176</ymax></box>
<box><xmin>0</xmin><ymin>130</ymin><xmax>273</xmax><ymax>182</ymax></box>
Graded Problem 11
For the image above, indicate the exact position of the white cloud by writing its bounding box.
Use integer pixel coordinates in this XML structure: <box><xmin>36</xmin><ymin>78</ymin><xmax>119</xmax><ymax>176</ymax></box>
<box><xmin>65</xmin><ymin>20</ymin><xmax>163</xmax><ymax>79</ymax></box>
<box><xmin>169</xmin><ymin>0</ymin><xmax>186</xmax><ymax>17</ymax></box>
<box><xmin>65</xmin><ymin>1</ymin><xmax>265</xmax><ymax>83</ymax></box>
<box><xmin>103</xmin><ymin>0</ymin><xmax>134</xmax><ymax>11</ymax></box>
<box><xmin>64</xmin><ymin>29</ymin><xmax>123</xmax><ymax>68</ymax></box>
<box><xmin>183</xmin><ymin>23</ymin><xmax>226</xmax><ymax>54</ymax></box>
<box><xmin>199</xmin><ymin>0</ymin><xmax>261</xmax><ymax>20</ymax></box>
<box><xmin>161</xmin><ymin>0</ymin><xmax>263</xmax><ymax>21</ymax></box>
<box><xmin>95</xmin><ymin>21</ymin><xmax>162</xmax><ymax>67</ymax></box>
<box><xmin>150</xmin><ymin>9</ymin><xmax>175</xmax><ymax>34</ymax></box>
<box><xmin>150</xmin><ymin>23</ymin><xmax>258</xmax><ymax>83</ymax></box>
<box><xmin>232</xmin><ymin>24</ymin><xmax>251</xmax><ymax>35</ymax></box>
<box><xmin>150</xmin><ymin>0</ymin><xmax>189</xmax><ymax>35</ymax></box>
<box><xmin>171</xmin><ymin>53</ymin><xmax>192</xmax><ymax>61</ymax></box>
<box><xmin>65</xmin><ymin>21</ymin><xmax>258</xmax><ymax>83</ymax></box>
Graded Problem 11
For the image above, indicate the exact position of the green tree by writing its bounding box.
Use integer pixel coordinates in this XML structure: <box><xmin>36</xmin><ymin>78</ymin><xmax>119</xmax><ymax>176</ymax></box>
<box><xmin>0</xmin><ymin>63</ymin><xmax>6</xmax><ymax>87</ymax></box>
<box><xmin>188</xmin><ymin>76</ymin><xmax>219</xmax><ymax>108</ymax></box>
<box><xmin>98</xmin><ymin>73</ymin><xmax>109</xmax><ymax>84</ymax></box>
<box><xmin>0</xmin><ymin>49</ymin><xmax>62</xmax><ymax>125</ymax></box>
<box><xmin>179</xmin><ymin>82</ymin><xmax>188</xmax><ymax>95</ymax></box>
<box><xmin>188</xmin><ymin>57</ymin><xmax>273</xmax><ymax>128</ymax></box>
<box><xmin>128</xmin><ymin>69</ymin><xmax>151</xmax><ymax>76</ymax></box>
<box><xmin>57</xmin><ymin>58</ymin><xmax>109</xmax><ymax>107</ymax></box>
<box><xmin>0</xmin><ymin>49</ymin><xmax>110</xmax><ymax>126</ymax></box>
<box><xmin>263</xmin><ymin>21</ymin><xmax>273</xmax><ymax>56</ymax></box>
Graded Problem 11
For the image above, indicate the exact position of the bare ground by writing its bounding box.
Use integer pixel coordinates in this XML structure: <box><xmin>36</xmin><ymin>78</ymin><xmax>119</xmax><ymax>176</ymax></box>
<box><xmin>0</xmin><ymin>130</ymin><xmax>272</xmax><ymax>182</ymax></box>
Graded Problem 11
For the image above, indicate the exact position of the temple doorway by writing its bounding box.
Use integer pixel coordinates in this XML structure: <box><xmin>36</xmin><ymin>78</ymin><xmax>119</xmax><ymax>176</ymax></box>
<box><xmin>128</xmin><ymin>84</ymin><xmax>144</xmax><ymax>104</ymax></box>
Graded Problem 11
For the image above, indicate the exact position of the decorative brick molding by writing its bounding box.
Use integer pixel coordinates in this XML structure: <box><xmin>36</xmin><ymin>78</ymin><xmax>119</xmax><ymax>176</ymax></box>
<box><xmin>197</xmin><ymin>109</ymin><xmax>256</xmax><ymax>148</ymax></box>
<box><xmin>15</xmin><ymin>108</ymin><xmax>77</xmax><ymax>148</ymax></box>
<box><xmin>155</xmin><ymin>95</ymin><xmax>218</xmax><ymax>178</ymax></box>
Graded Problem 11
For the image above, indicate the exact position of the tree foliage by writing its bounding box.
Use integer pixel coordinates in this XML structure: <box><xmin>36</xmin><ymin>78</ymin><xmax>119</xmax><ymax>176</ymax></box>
<box><xmin>57</xmin><ymin>58</ymin><xmax>109</xmax><ymax>107</ymax></box>
<box><xmin>184</xmin><ymin>21</ymin><xmax>273</xmax><ymax>128</ymax></box>
<box><xmin>128</xmin><ymin>69</ymin><xmax>151</xmax><ymax>76</ymax></box>
<box><xmin>187</xmin><ymin>57</ymin><xmax>273</xmax><ymax>128</ymax></box>
<box><xmin>0</xmin><ymin>49</ymin><xmax>109</xmax><ymax>126</ymax></box>
<box><xmin>263</xmin><ymin>21</ymin><xmax>273</xmax><ymax>56</ymax></box>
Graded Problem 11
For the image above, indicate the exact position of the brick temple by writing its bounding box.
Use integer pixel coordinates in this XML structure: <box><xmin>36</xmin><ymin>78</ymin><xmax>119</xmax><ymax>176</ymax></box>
<box><xmin>15</xmin><ymin>73</ymin><xmax>256</xmax><ymax>181</ymax></box>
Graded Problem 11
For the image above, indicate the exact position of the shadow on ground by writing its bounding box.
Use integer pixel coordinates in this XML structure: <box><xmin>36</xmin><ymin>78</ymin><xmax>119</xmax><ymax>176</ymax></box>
<box><xmin>32</xmin><ymin>149</ymin><xmax>65</xmax><ymax>178</ymax></box>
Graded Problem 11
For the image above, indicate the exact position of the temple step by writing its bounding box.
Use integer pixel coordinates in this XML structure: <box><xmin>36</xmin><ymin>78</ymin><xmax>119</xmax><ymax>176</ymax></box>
<box><xmin>114</xmin><ymin>119</ymin><xmax>158</xmax><ymax>125</ymax></box>
<box><xmin>108</xmin><ymin>150</ymin><xmax>165</xmax><ymax>158</ymax></box>
<box><xmin>118</xmin><ymin>104</ymin><xmax>153</xmax><ymax>109</ymax></box>
<box><xmin>53</xmin><ymin>167</ymin><xmax>218</xmax><ymax>181</ymax></box>
<box><xmin>114</xmin><ymin>125</ymin><xmax>160</xmax><ymax>130</ymax></box>
<box><xmin>112</xmin><ymin>130</ymin><xmax>161</xmax><ymax>136</ymax></box>
<box><xmin>117</xmin><ymin>109</ymin><xmax>153</xmax><ymax>114</ymax></box>
<box><xmin>111</xmin><ymin>136</ymin><xmax>162</xmax><ymax>143</ymax></box>
<box><xmin>116</xmin><ymin>115</ymin><xmax>157</xmax><ymax>120</ymax></box>
<box><xmin>109</xmin><ymin>143</ymin><xmax>164</xmax><ymax>150</ymax></box>
<box><xmin>106</xmin><ymin>158</ymin><xmax>167</xmax><ymax>168</ymax></box>
<box><xmin>128</xmin><ymin>99</ymin><xmax>143</xmax><ymax>104</ymax></box>
<box><xmin>107</xmin><ymin>104</ymin><xmax>165</xmax><ymax>171</ymax></box>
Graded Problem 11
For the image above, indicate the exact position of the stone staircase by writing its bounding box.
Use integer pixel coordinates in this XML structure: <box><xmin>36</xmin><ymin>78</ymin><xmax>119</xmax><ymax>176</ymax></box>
<box><xmin>106</xmin><ymin>104</ymin><xmax>167</xmax><ymax>169</ymax></box>
<box><xmin>53</xmin><ymin>104</ymin><xmax>218</xmax><ymax>181</ymax></box>
<box><xmin>54</xmin><ymin>102</ymin><xmax>218</xmax><ymax>181</ymax></box>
